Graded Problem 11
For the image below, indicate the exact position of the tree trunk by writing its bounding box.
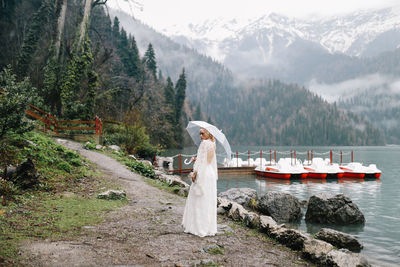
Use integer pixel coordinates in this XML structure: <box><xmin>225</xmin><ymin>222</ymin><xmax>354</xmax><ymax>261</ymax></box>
<box><xmin>76</xmin><ymin>0</ymin><xmax>92</xmax><ymax>54</ymax></box>
<box><xmin>55</xmin><ymin>0</ymin><xmax>67</xmax><ymax>59</ymax></box>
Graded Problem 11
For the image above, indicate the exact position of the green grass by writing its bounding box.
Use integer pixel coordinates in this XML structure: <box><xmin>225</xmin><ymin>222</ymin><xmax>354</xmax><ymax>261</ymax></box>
<box><xmin>144</xmin><ymin>177</ymin><xmax>185</xmax><ymax>195</ymax></box>
<box><xmin>207</xmin><ymin>247</ymin><xmax>224</xmax><ymax>255</ymax></box>
<box><xmin>0</xmin><ymin>131</ymin><xmax>127</xmax><ymax>265</ymax></box>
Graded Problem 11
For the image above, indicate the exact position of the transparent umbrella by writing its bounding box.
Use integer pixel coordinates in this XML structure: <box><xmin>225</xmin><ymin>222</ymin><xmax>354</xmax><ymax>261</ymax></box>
<box><xmin>186</xmin><ymin>121</ymin><xmax>232</xmax><ymax>163</ymax></box>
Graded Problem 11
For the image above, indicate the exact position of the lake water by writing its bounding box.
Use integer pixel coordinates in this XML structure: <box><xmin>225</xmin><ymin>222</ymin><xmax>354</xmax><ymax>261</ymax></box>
<box><xmin>162</xmin><ymin>146</ymin><xmax>400</xmax><ymax>267</ymax></box>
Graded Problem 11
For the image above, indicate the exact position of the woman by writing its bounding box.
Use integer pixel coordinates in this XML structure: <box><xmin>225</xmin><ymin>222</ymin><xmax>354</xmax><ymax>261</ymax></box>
<box><xmin>182</xmin><ymin>127</ymin><xmax>218</xmax><ymax>237</ymax></box>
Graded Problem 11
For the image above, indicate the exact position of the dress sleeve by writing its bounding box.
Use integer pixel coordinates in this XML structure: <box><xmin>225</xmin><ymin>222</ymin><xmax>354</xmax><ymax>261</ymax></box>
<box><xmin>193</xmin><ymin>141</ymin><xmax>205</xmax><ymax>172</ymax></box>
<box><xmin>193</xmin><ymin>140</ymin><xmax>216</xmax><ymax>173</ymax></box>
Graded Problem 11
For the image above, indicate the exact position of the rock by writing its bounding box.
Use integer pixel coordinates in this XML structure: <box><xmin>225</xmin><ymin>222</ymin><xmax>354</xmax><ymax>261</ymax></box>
<box><xmin>201</xmin><ymin>244</ymin><xmax>220</xmax><ymax>253</ymax></box>
<box><xmin>4</xmin><ymin>166</ymin><xmax>16</xmax><ymax>179</ymax></box>
<box><xmin>302</xmin><ymin>238</ymin><xmax>334</xmax><ymax>263</ymax></box>
<box><xmin>108</xmin><ymin>145</ymin><xmax>121</xmax><ymax>151</ymax></box>
<box><xmin>25</xmin><ymin>139</ymin><xmax>37</xmax><ymax>146</ymax></box>
<box><xmin>159</xmin><ymin>174</ymin><xmax>189</xmax><ymax>189</ymax></box>
<box><xmin>228</xmin><ymin>202</ymin><xmax>249</xmax><ymax>221</ymax></box>
<box><xmin>323</xmin><ymin>249</ymin><xmax>371</xmax><ymax>267</ymax></box>
<box><xmin>243</xmin><ymin>212</ymin><xmax>261</xmax><ymax>228</ymax></box>
<box><xmin>305</xmin><ymin>193</ymin><xmax>365</xmax><ymax>225</ymax></box>
<box><xmin>156</xmin><ymin>156</ymin><xmax>173</xmax><ymax>170</ymax></box>
<box><xmin>95</xmin><ymin>144</ymin><xmax>103</xmax><ymax>150</ymax></box>
<box><xmin>139</xmin><ymin>160</ymin><xmax>152</xmax><ymax>166</ymax></box>
<box><xmin>97</xmin><ymin>190</ymin><xmax>126</xmax><ymax>200</ymax></box>
<box><xmin>217</xmin><ymin>224</ymin><xmax>233</xmax><ymax>233</ymax></box>
<box><xmin>194</xmin><ymin>259</ymin><xmax>217</xmax><ymax>266</ymax></box>
<box><xmin>10</xmin><ymin>159</ymin><xmax>40</xmax><ymax>189</ymax></box>
<box><xmin>217</xmin><ymin>197</ymin><xmax>233</xmax><ymax>211</ymax></box>
<box><xmin>315</xmin><ymin>228</ymin><xmax>363</xmax><ymax>252</ymax></box>
<box><xmin>271</xmin><ymin>228</ymin><xmax>308</xmax><ymax>251</ymax></box>
<box><xmin>218</xmin><ymin>187</ymin><xmax>257</xmax><ymax>208</ymax></box>
<box><xmin>257</xmin><ymin>191</ymin><xmax>303</xmax><ymax>222</ymax></box>
<box><xmin>217</xmin><ymin>206</ymin><xmax>227</xmax><ymax>215</ymax></box>
<box><xmin>259</xmin><ymin>215</ymin><xmax>278</xmax><ymax>234</ymax></box>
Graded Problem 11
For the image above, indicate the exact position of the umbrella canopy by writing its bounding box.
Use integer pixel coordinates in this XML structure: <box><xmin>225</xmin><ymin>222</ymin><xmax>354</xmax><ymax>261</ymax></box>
<box><xmin>186</xmin><ymin>121</ymin><xmax>232</xmax><ymax>162</ymax></box>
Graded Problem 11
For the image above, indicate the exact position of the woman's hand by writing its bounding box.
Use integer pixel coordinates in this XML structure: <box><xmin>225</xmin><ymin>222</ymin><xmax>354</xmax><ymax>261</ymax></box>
<box><xmin>191</xmin><ymin>157</ymin><xmax>197</xmax><ymax>162</ymax></box>
<box><xmin>191</xmin><ymin>171</ymin><xmax>197</xmax><ymax>182</ymax></box>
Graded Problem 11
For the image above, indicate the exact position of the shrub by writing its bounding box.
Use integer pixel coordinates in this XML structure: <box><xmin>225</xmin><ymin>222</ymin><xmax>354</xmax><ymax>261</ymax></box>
<box><xmin>57</xmin><ymin>162</ymin><xmax>71</xmax><ymax>173</ymax></box>
<box><xmin>125</xmin><ymin>160</ymin><xmax>155</xmax><ymax>178</ymax></box>
<box><xmin>102</xmin><ymin>122</ymin><xmax>158</xmax><ymax>159</ymax></box>
<box><xmin>0</xmin><ymin>66</ymin><xmax>40</xmax><ymax>139</ymax></box>
<box><xmin>83</xmin><ymin>140</ymin><xmax>97</xmax><ymax>150</ymax></box>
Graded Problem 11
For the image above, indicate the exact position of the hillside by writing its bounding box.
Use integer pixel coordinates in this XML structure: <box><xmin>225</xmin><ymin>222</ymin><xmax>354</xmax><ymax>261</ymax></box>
<box><xmin>0</xmin><ymin>1</ymin><xmax>385</xmax><ymax>147</ymax></box>
<box><xmin>109</xmin><ymin>8</ymin><xmax>384</xmax><ymax>146</ymax></box>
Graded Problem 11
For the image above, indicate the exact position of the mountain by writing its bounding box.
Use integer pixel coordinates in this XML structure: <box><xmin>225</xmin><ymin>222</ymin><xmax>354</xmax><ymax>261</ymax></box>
<box><xmin>160</xmin><ymin>6</ymin><xmax>400</xmax><ymax>83</ymax></box>
<box><xmin>154</xmin><ymin>6</ymin><xmax>400</xmax><ymax>144</ymax></box>
<box><xmin>108</xmin><ymin>8</ymin><xmax>384</xmax><ymax>146</ymax></box>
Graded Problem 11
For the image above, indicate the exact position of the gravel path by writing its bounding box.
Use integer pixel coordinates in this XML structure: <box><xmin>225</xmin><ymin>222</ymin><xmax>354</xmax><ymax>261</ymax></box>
<box><xmin>20</xmin><ymin>139</ymin><xmax>311</xmax><ymax>267</ymax></box>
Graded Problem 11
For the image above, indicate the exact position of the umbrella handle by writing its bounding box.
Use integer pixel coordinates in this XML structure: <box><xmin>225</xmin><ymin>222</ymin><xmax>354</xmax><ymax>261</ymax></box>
<box><xmin>184</xmin><ymin>158</ymin><xmax>193</xmax><ymax>165</ymax></box>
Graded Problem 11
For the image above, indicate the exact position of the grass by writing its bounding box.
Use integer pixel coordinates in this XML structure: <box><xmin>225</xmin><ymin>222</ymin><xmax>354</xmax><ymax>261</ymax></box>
<box><xmin>0</xmin><ymin>131</ymin><xmax>127</xmax><ymax>265</ymax></box>
<box><xmin>143</xmin><ymin>177</ymin><xmax>185</xmax><ymax>196</ymax></box>
<box><xmin>207</xmin><ymin>247</ymin><xmax>224</xmax><ymax>255</ymax></box>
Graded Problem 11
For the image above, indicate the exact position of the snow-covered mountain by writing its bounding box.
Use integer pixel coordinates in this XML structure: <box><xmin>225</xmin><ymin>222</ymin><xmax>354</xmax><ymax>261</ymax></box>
<box><xmin>159</xmin><ymin>6</ymin><xmax>400</xmax><ymax>82</ymax></box>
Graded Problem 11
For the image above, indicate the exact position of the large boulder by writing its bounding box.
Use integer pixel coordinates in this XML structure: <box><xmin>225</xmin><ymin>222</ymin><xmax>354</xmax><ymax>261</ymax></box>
<box><xmin>305</xmin><ymin>193</ymin><xmax>365</xmax><ymax>225</ymax></box>
<box><xmin>218</xmin><ymin>188</ymin><xmax>257</xmax><ymax>208</ymax></box>
<box><xmin>302</xmin><ymin>238</ymin><xmax>334</xmax><ymax>263</ymax></box>
<box><xmin>315</xmin><ymin>228</ymin><xmax>363</xmax><ymax>252</ymax></box>
<box><xmin>257</xmin><ymin>192</ymin><xmax>303</xmax><ymax>222</ymax></box>
<box><xmin>8</xmin><ymin>159</ymin><xmax>40</xmax><ymax>189</ymax></box>
<box><xmin>323</xmin><ymin>249</ymin><xmax>371</xmax><ymax>267</ymax></box>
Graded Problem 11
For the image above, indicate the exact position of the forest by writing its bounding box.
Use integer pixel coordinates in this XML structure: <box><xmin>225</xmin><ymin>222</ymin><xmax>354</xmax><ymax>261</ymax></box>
<box><xmin>1</xmin><ymin>0</ymin><xmax>385</xmax><ymax>162</ymax></box>
<box><xmin>1</xmin><ymin>0</ymin><xmax>192</xmax><ymax>160</ymax></box>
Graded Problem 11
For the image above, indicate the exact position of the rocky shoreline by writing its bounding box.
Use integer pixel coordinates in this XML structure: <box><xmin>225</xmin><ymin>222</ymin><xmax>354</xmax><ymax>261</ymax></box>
<box><xmin>153</xmin><ymin>168</ymin><xmax>370</xmax><ymax>267</ymax></box>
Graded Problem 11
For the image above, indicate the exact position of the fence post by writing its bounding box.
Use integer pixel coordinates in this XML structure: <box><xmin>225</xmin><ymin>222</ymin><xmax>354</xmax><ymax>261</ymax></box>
<box><xmin>154</xmin><ymin>155</ymin><xmax>157</xmax><ymax>168</ymax></box>
<box><xmin>260</xmin><ymin>150</ymin><xmax>263</xmax><ymax>169</ymax></box>
<box><xmin>330</xmin><ymin>150</ymin><xmax>333</xmax><ymax>165</ymax></box>
<box><xmin>351</xmin><ymin>151</ymin><xmax>354</xmax><ymax>162</ymax></box>
<box><xmin>236</xmin><ymin>151</ymin><xmax>239</xmax><ymax>167</ymax></box>
<box><xmin>290</xmin><ymin>150</ymin><xmax>293</xmax><ymax>165</ymax></box>
<box><xmin>55</xmin><ymin>115</ymin><xmax>58</xmax><ymax>135</ymax></box>
<box><xmin>248</xmin><ymin>150</ymin><xmax>250</xmax><ymax>166</ymax></box>
<box><xmin>178</xmin><ymin>154</ymin><xmax>182</xmax><ymax>173</ymax></box>
<box><xmin>340</xmin><ymin>151</ymin><xmax>342</xmax><ymax>164</ymax></box>
<box><xmin>269</xmin><ymin>150</ymin><xmax>272</xmax><ymax>163</ymax></box>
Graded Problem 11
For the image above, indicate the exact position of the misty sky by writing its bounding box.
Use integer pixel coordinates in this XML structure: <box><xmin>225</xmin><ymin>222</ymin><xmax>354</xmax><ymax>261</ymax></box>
<box><xmin>107</xmin><ymin>0</ymin><xmax>399</xmax><ymax>29</ymax></box>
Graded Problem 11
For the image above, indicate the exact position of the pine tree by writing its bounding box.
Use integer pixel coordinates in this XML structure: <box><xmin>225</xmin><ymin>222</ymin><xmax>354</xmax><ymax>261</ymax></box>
<box><xmin>112</xmin><ymin>16</ymin><xmax>120</xmax><ymax>41</ymax></box>
<box><xmin>143</xmin><ymin>43</ymin><xmax>157</xmax><ymax>80</ymax></box>
<box><xmin>129</xmin><ymin>36</ymin><xmax>142</xmax><ymax>80</ymax></box>
<box><xmin>174</xmin><ymin>69</ymin><xmax>187</xmax><ymax>146</ymax></box>
<box><xmin>175</xmin><ymin>69</ymin><xmax>186</xmax><ymax>122</ymax></box>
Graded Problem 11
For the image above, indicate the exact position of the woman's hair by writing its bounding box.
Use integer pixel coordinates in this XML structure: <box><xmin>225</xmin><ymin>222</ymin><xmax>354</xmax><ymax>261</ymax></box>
<box><xmin>202</xmin><ymin>128</ymin><xmax>215</xmax><ymax>142</ymax></box>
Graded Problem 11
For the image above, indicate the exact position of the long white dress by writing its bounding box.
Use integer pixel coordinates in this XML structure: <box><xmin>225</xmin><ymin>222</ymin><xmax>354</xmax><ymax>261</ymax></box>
<box><xmin>182</xmin><ymin>139</ymin><xmax>218</xmax><ymax>237</ymax></box>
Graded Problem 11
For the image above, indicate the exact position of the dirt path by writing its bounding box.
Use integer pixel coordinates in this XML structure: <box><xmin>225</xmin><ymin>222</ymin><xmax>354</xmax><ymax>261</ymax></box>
<box><xmin>20</xmin><ymin>139</ymin><xmax>311</xmax><ymax>267</ymax></box>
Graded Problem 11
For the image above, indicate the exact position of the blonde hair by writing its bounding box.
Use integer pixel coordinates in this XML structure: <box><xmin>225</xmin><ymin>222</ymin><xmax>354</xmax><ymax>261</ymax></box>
<box><xmin>201</xmin><ymin>128</ymin><xmax>215</xmax><ymax>142</ymax></box>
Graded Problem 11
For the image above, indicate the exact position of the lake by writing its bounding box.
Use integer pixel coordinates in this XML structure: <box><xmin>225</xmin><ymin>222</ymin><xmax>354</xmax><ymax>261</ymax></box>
<box><xmin>162</xmin><ymin>145</ymin><xmax>400</xmax><ymax>267</ymax></box>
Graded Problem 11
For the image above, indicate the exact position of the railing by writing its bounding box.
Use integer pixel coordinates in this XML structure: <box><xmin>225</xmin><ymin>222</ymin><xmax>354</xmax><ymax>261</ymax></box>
<box><xmin>157</xmin><ymin>149</ymin><xmax>355</xmax><ymax>174</ymax></box>
<box><xmin>25</xmin><ymin>104</ymin><xmax>101</xmax><ymax>136</ymax></box>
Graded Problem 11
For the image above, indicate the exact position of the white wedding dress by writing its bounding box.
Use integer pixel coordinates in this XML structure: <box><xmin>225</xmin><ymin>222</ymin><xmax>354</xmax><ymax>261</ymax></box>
<box><xmin>182</xmin><ymin>139</ymin><xmax>218</xmax><ymax>237</ymax></box>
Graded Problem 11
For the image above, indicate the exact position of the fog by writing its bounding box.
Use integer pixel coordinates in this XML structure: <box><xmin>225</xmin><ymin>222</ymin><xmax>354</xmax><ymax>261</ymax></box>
<box><xmin>307</xmin><ymin>73</ymin><xmax>400</xmax><ymax>103</ymax></box>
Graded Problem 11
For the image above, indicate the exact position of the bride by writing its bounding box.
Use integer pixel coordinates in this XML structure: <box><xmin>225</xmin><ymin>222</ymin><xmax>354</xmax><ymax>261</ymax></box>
<box><xmin>182</xmin><ymin>127</ymin><xmax>218</xmax><ymax>237</ymax></box>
